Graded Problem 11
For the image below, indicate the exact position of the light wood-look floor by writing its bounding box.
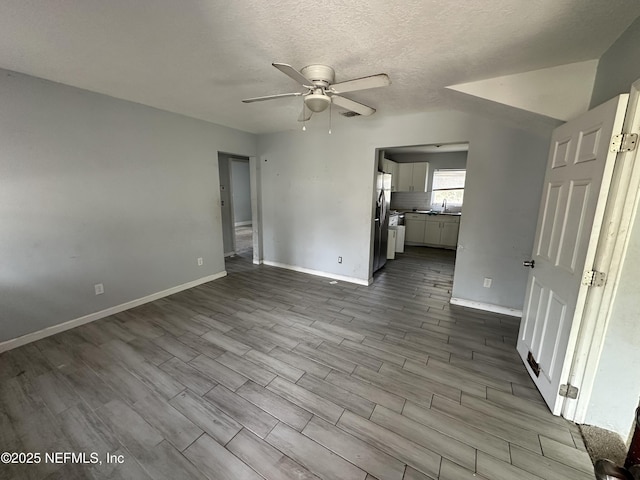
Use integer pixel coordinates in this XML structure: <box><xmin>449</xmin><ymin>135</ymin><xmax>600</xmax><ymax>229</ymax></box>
<box><xmin>0</xmin><ymin>247</ymin><xmax>594</xmax><ymax>480</ymax></box>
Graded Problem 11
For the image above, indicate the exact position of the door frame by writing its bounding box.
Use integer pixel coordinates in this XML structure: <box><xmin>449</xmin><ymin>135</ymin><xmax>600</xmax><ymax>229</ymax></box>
<box><xmin>228</xmin><ymin>158</ymin><xmax>238</xmax><ymax>254</ymax></box>
<box><xmin>249</xmin><ymin>155</ymin><xmax>263</xmax><ymax>265</ymax></box>
<box><xmin>218</xmin><ymin>153</ymin><xmax>263</xmax><ymax>264</ymax></box>
<box><xmin>562</xmin><ymin>78</ymin><xmax>640</xmax><ymax>422</ymax></box>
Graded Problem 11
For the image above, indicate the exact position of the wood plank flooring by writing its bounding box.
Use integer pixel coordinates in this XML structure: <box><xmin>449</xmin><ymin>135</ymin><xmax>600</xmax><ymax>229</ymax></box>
<box><xmin>0</xmin><ymin>247</ymin><xmax>593</xmax><ymax>479</ymax></box>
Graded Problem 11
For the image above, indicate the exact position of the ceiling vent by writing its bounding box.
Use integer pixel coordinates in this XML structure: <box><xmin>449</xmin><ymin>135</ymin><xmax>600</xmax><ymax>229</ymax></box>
<box><xmin>340</xmin><ymin>111</ymin><xmax>361</xmax><ymax>117</ymax></box>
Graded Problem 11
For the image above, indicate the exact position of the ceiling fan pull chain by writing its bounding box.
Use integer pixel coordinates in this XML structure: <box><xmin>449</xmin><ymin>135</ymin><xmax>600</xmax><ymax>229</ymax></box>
<box><xmin>329</xmin><ymin>101</ymin><xmax>332</xmax><ymax>134</ymax></box>
<box><xmin>302</xmin><ymin>98</ymin><xmax>307</xmax><ymax>131</ymax></box>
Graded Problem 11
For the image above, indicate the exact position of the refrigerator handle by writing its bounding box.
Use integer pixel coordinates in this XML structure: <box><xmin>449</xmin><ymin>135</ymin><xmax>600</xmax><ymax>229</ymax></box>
<box><xmin>379</xmin><ymin>190</ymin><xmax>387</xmax><ymax>223</ymax></box>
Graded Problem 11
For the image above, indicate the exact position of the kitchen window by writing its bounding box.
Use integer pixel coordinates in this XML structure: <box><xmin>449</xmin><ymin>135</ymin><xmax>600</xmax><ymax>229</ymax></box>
<box><xmin>431</xmin><ymin>169</ymin><xmax>466</xmax><ymax>207</ymax></box>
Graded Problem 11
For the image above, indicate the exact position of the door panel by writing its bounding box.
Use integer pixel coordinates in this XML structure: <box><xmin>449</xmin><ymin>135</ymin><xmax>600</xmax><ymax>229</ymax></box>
<box><xmin>552</xmin><ymin>137</ymin><xmax>572</xmax><ymax>168</ymax></box>
<box><xmin>557</xmin><ymin>180</ymin><xmax>591</xmax><ymax>272</ymax></box>
<box><xmin>537</xmin><ymin>182</ymin><xmax>564</xmax><ymax>260</ymax></box>
<box><xmin>521</xmin><ymin>278</ymin><xmax>543</xmax><ymax>345</ymax></box>
<box><xmin>576</xmin><ymin>127</ymin><xmax>601</xmax><ymax>163</ymax></box>
<box><xmin>538</xmin><ymin>292</ymin><xmax>568</xmax><ymax>381</ymax></box>
<box><xmin>517</xmin><ymin>95</ymin><xmax>628</xmax><ymax>414</ymax></box>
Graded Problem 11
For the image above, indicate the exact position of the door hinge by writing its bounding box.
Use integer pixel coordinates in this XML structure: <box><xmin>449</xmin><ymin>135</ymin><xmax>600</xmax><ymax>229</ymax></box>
<box><xmin>582</xmin><ymin>270</ymin><xmax>606</xmax><ymax>287</ymax></box>
<box><xmin>559</xmin><ymin>383</ymin><xmax>579</xmax><ymax>399</ymax></box>
<box><xmin>610</xmin><ymin>133</ymin><xmax>638</xmax><ymax>153</ymax></box>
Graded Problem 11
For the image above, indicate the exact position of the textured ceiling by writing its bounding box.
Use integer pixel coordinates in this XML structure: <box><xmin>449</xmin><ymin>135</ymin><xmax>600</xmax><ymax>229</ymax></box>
<box><xmin>0</xmin><ymin>0</ymin><xmax>638</xmax><ymax>134</ymax></box>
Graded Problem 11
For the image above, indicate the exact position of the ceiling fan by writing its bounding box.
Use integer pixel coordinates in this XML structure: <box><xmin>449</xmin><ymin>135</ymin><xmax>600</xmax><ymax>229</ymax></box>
<box><xmin>242</xmin><ymin>63</ymin><xmax>390</xmax><ymax>121</ymax></box>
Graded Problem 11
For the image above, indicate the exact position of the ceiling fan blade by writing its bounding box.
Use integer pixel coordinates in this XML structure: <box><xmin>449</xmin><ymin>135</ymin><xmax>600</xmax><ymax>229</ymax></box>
<box><xmin>331</xmin><ymin>95</ymin><xmax>376</xmax><ymax>116</ymax></box>
<box><xmin>298</xmin><ymin>105</ymin><xmax>312</xmax><ymax>122</ymax></box>
<box><xmin>242</xmin><ymin>92</ymin><xmax>303</xmax><ymax>103</ymax></box>
<box><xmin>272</xmin><ymin>63</ymin><xmax>312</xmax><ymax>86</ymax></box>
<box><xmin>331</xmin><ymin>73</ymin><xmax>390</xmax><ymax>94</ymax></box>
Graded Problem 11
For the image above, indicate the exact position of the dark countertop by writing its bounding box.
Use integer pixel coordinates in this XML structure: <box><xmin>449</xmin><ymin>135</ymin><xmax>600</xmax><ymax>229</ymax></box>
<box><xmin>396</xmin><ymin>209</ymin><xmax>462</xmax><ymax>216</ymax></box>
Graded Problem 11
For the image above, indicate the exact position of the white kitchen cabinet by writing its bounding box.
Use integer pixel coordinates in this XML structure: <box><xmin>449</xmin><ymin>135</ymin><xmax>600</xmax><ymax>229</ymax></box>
<box><xmin>395</xmin><ymin>225</ymin><xmax>405</xmax><ymax>253</ymax></box>
<box><xmin>411</xmin><ymin>162</ymin><xmax>428</xmax><ymax>192</ymax></box>
<box><xmin>405</xmin><ymin>213</ymin><xmax>460</xmax><ymax>249</ymax></box>
<box><xmin>397</xmin><ymin>162</ymin><xmax>429</xmax><ymax>192</ymax></box>
<box><xmin>441</xmin><ymin>220</ymin><xmax>460</xmax><ymax>247</ymax></box>
<box><xmin>387</xmin><ymin>227</ymin><xmax>397</xmax><ymax>259</ymax></box>
<box><xmin>381</xmin><ymin>158</ymin><xmax>399</xmax><ymax>191</ymax></box>
<box><xmin>404</xmin><ymin>213</ymin><xmax>426</xmax><ymax>243</ymax></box>
<box><xmin>397</xmin><ymin>163</ymin><xmax>413</xmax><ymax>192</ymax></box>
<box><xmin>426</xmin><ymin>215</ymin><xmax>460</xmax><ymax>248</ymax></box>
<box><xmin>424</xmin><ymin>217</ymin><xmax>442</xmax><ymax>245</ymax></box>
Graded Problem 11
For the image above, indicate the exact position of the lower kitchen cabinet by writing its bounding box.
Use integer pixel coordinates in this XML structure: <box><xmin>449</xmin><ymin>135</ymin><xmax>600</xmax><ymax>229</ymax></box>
<box><xmin>440</xmin><ymin>220</ymin><xmax>460</xmax><ymax>248</ymax></box>
<box><xmin>405</xmin><ymin>213</ymin><xmax>460</xmax><ymax>249</ymax></box>
<box><xmin>424</xmin><ymin>218</ymin><xmax>442</xmax><ymax>245</ymax></box>
<box><xmin>405</xmin><ymin>213</ymin><xmax>426</xmax><ymax>243</ymax></box>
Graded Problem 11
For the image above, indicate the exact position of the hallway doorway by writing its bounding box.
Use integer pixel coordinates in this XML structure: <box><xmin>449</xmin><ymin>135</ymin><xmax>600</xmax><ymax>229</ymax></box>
<box><xmin>218</xmin><ymin>153</ymin><xmax>253</xmax><ymax>261</ymax></box>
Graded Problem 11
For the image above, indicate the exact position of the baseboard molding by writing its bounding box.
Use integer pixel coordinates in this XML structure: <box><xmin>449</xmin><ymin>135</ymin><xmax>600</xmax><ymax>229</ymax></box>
<box><xmin>224</xmin><ymin>251</ymin><xmax>236</xmax><ymax>257</ymax></box>
<box><xmin>450</xmin><ymin>297</ymin><xmax>522</xmax><ymax>317</ymax></box>
<box><xmin>234</xmin><ymin>221</ymin><xmax>252</xmax><ymax>227</ymax></box>
<box><xmin>0</xmin><ymin>271</ymin><xmax>228</xmax><ymax>353</ymax></box>
<box><xmin>262</xmin><ymin>260</ymin><xmax>369</xmax><ymax>286</ymax></box>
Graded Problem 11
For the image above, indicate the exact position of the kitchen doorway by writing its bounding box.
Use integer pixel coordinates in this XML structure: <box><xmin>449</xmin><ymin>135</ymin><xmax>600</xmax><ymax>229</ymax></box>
<box><xmin>375</xmin><ymin>143</ymin><xmax>468</xmax><ymax>279</ymax></box>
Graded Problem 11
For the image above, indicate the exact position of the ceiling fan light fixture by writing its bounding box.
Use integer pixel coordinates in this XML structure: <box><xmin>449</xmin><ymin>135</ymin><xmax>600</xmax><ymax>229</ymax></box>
<box><xmin>304</xmin><ymin>93</ymin><xmax>331</xmax><ymax>113</ymax></box>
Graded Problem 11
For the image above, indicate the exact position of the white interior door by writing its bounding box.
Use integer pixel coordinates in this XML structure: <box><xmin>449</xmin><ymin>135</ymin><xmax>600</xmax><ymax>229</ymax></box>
<box><xmin>517</xmin><ymin>95</ymin><xmax>628</xmax><ymax>414</ymax></box>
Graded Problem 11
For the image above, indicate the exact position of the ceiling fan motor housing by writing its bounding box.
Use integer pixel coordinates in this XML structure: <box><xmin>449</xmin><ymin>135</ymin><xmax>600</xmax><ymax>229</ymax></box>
<box><xmin>300</xmin><ymin>65</ymin><xmax>335</xmax><ymax>87</ymax></box>
<box><xmin>301</xmin><ymin>65</ymin><xmax>335</xmax><ymax>112</ymax></box>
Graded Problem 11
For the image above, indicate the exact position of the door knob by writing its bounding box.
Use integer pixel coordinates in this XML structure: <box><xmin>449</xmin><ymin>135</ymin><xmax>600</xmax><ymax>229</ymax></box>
<box><xmin>523</xmin><ymin>260</ymin><xmax>535</xmax><ymax>268</ymax></box>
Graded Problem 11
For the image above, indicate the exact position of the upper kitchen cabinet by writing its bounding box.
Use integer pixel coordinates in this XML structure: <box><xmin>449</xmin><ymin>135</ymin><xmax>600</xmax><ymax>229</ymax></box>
<box><xmin>397</xmin><ymin>162</ymin><xmax>429</xmax><ymax>192</ymax></box>
<box><xmin>381</xmin><ymin>158</ymin><xmax>399</xmax><ymax>191</ymax></box>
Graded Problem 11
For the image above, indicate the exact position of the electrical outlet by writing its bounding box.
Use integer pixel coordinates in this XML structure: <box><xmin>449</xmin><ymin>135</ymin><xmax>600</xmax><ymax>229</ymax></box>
<box><xmin>197</xmin><ymin>257</ymin><xmax>204</xmax><ymax>266</ymax></box>
<box><xmin>483</xmin><ymin>277</ymin><xmax>492</xmax><ymax>288</ymax></box>
<box><xmin>338</xmin><ymin>256</ymin><xmax>342</xmax><ymax>264</ymax></box>
<box><xmin>94</xmin><ymin>283</ymin><xmax>104</xmax><ymax>295</ymax></box>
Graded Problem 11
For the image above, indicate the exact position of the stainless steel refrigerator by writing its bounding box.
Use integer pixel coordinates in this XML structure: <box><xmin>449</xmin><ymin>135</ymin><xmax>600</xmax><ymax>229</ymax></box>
<box><xmin>373</xmin><ymin>172</ymin><xmax>391</xmax><ymax>272</ymax></box>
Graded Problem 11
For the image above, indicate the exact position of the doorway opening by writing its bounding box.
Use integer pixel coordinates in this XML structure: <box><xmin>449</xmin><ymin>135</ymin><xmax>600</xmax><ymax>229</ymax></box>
<box><xmin>218</xmin><ymin>153</ymin><xmax>253</xmax><ymax>262</ymax></box>
<box><xmin>373</xmin><ymin>143</ymin><xmax>469</xmax><ymax>280</ymax></box>
<box><xmin>230</xmin><ymin>158</ymin><xmax>252</xmax><ymax>259</ymax></box>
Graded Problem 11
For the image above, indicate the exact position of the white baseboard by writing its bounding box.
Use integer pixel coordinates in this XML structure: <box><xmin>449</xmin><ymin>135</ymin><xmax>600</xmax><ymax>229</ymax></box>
<box><xmin>224</xmin><ymin>251</ymin><xmax>236</xmax><ymax>257</ymax></box>
<box><xmin>450</xmin><ymin>297</ymin><xmax>522</xmax><ymax>317</ymax></box>
<box><xmin>262</xmin><ymin>260</ymin><xmax>369</xmax><ymax>286</ymax></box>
<box><xmin>234</xmin><ymin>221</ymin><xmax>252</xmax><ymax>227</ymax></box>
<box><xmin>0</xmin><ymin>271</ymin><xmax>227</xmax><ymax>353</ymax></box>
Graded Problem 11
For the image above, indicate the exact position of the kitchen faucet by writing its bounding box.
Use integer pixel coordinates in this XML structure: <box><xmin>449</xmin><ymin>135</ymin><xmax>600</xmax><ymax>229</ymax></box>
<box><xmin>442</xmin><ymin>198</ymin><xmax>447</xmax><ymax>213</ymax></box>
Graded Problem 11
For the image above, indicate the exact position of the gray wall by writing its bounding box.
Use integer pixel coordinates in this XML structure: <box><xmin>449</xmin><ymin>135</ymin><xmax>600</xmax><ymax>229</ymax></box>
<box><xmin>257</xmin><ymin>110</ymin><xmax>551</xmax><ymax>304</ymax></box>
<box><xmin>0</xmin><ymin>69</ymin><xmax>256</xmax><ymax>342</ymax></box>
<box><xmin>452</xmin><ymin>124</ymin><xmax>548</xmax><ymax>309</ymax></box>
<box><xmin>231</xmin><ymin>159</ymin><xmax>252</xmax><ymax>225</ymax></box>
<box><xmin>590</xmin><ymin>16</ymin><xmax>640</xmax><ymax>108</ymax></box>
<box><xmin>584</xmin><ymin>17</ymin><xmax>640</xmax><ymax>438</ymax></box>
